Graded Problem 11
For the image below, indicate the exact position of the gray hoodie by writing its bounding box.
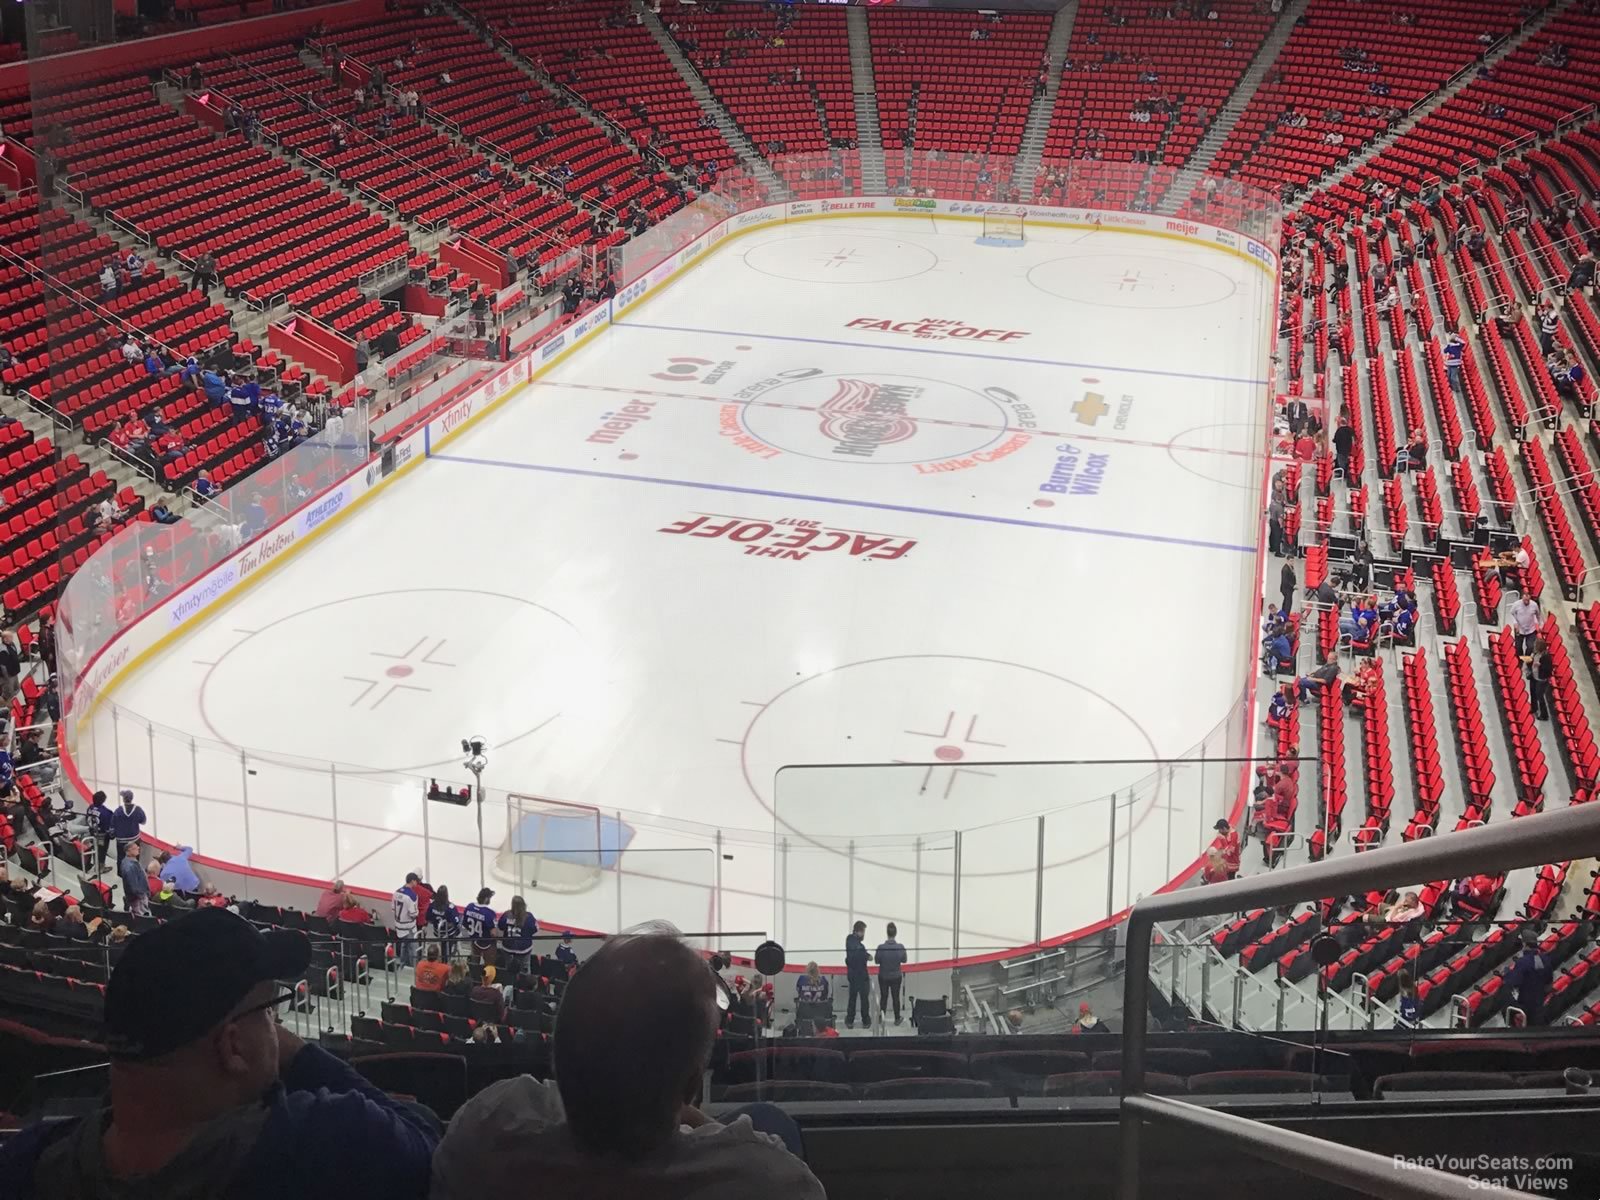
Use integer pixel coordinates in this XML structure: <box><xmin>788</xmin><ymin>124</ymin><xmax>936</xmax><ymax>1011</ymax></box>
<box><xmin>874</xmin><ymin>938</ymin><xmax>907</xmax><ymax>981</ymax></box>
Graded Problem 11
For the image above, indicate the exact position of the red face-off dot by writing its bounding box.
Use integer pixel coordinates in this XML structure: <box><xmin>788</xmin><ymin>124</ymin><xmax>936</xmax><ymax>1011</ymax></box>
<box><xmin>385</xmin><ymin>664</ymin><xmax>414</xmax><ymax>678</ymax></box>
<box><xmin>934</xmin><ymin>745</ymin><xmax>965</xmax><ymax>761</ymax></box>
<box><xmin>1033</xmin><ymin>499</ymin><xmax>1055</xmax><ymax>508</ymax></box>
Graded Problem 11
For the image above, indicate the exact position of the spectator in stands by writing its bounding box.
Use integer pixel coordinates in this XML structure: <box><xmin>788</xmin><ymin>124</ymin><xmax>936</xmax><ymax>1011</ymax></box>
<box><xmin>26</xmin><ymin>899</ymin><xmax>55</xmax><ymax>933</ymax></box>
<box><xmin>1382</xmin><ymin>891</ymin><xmax>1425</xmax><ymax>923</ymax></box>
<box><xmin>1452</xmin><ymin>873</ymin><xmax>1499</xmax><ymax>920</ymax></box>
<box><xmin>158</xmin><ymin>845</ymin><xmax>202</xmax><ymax>894</ymax></box>
<box><xmin>1537</xmin><ymin>300</ymin><xmax>1560</xmax><ymax>356</ymax></box>
<box><xmin>1211</xmin><ymin>819</ymin><xmax>1241</xmax><ymax>879</ymax></box>
<box><xmin>1267</xmin><ymin>486</ymin><xmax>1288</xmax><ymax>557</ymax></box>
<box><xmin>1396</xmin><ymin>971</ymin><xmax>1420</xmax><ymax>1027</ymax></box>
<box><xmin>1569</xmin><ymin>254</ymin><xmax>1597</xmax><ymax>296</ymax></box>
<box><xmin>874</xmin><ymin>923</ymin><xmax>906</xmax><ymax>1026</ymax></box>
<box><xmin>1339</xmin><ymin>593</ymin><xmax>1377</xmax><ymax>640</ymax></box>
<box><xmin>1202</xmin><ymin>846</ymin><xmax>1230</xmax><ymax>884</ymax></box>
<box><xmin>241</xmin><ymin>493</ymin><xmax>268</xmax><ymax>539</ymax></box>
<box><xmin>0</xmin><ymin>908</ymin><xmax>438</xmax><ymax>1197</ymax></box>
<box><xmin>1506</xmin><ymin>933</ymin><xmax>1553</xmax><ymax>1023</ymax></box>
<box><xmin>125</xmin><ymin>250</ymin><xmax>145</xmax><ymax>276</ymax></box>
<box><xmin>194</xmin><ymin>472</ymin><xmax>218</xmax><ymax>501</ymax></box>
<box><xmin>1072</xmin><ymin>1001</ymin><xmax>1110</xmax><ymax>1033</ymax></box>
<box><xmin>497</xmin><ymin>894</ymin><xmax>538</xmax><ymax>974</ymax></box>
<box><xmin>1554</xmin><ymin>350</ymin><xmax>1587</xmax><ymax>403</ymax></box>
<box><xmin>0</xmin><ymin>631</ymin><xmax>18</xmax><ymax>705</ymax></box>
<box><xmin>121</xmin><ymin>335</ymin><xmax>144</xmax><ymax>363</ymax></box>
<box><xmin>1262</xmin><ymin>622</ymin><xmax>1293</xmax><ymax>674</ymax></box>
<box><xmin>119</xmin><ymin>848</ymin><xmax>151</xmax><ymax>917</ymax></box>
<box><xmin>1443</xmin><ymin>331</ymin><xmax>1465</xmax><ymax>391</ymax></box>
<box><xmin>55</xmin><ymin>905</ymin><xmax>101</xmax><ymax>941</ymax></box>
<box><xmin>1296</xmin><ymin>654</ymin><xmax>1341</xmax><ymax>704</ymax></box>
<box><xmin>1332</xmin><ymin>417</ymin><xmax>1354</xmax><ymax>479</ymax></box>
<box><xmin>429</xmin><ymin>885</ymin><xmax>459</xmax><ymax>960</ymax></box>
<box><xmin>554</xmin><ymin>930</ymin><xmax>579</xmax><ymax>968</ymax></box>
<box><xmin>143</xmin><ymin>348</ymin><xmax>178</xmax><ymax>379</ymax></box>
<box><xmin>337</xmin><ymin>894</ymin><xmax>374</xmax><ymax>926</ymax></box>
<box><xmin>432</xmin><ymin>932</ymin><xmax>821</xmax><ymax>1196</ymax></box>
<box><xmin>391</xmin><ymin>872</ymin><xmax>422</xmax><ymax>966</ymax></box>
<box><xmin>414</xmin><ymin>942</ymin><xmax>450</xmax><ymax>991</ymax></box>
<box><xmin>110</xmin><ymin>788</ymin><xmax>146</xmax><ymax>864</ymax></box>
<box><xmin>1393</xmin><ymin>432</ymin><xmax>1426</xmax><ymax>474</ymax></box>
<box><xmin>83</xmin><ymin>789</ymin><xmax>114</xmax><ymax>868</ymax></box>
<box><xmin>190</xmin><ymin>251</ymin><xmax>219</xmax><ymax>292</ymax></box>
<box><xmin>463</xmin><ymin>887</ymin><xmax>497</xmax><ymax>963</ymax></box>
<box><xmin>1507</xmin><ymin>591</ymin><xmax>1542</xmax><ymax>658</ymax></box>
<box><xmin>1266</xmin><ymin>684</ymin><xmax>1294</xmax><ymax>731</ymax></box>
<box><xmin>844</xmin><ymin>918</ymin><xmax>870</xmax><ymax>1029</ymax></box>
<box><xmin>200</xmin><ymin>368</ymin><xmax>229</xmax><ymax>404</ymax></box>
<box><xmin>1527</xmin><ymin>634</ymin><xmax>1554</xmax><ymax>721</ymax></box>
<box><xmin>101</xmin><ymin>261</ymin><xmax>120</xmax><ymax>297</ymax></box>
<box><xmin>1480</xmin><ymin>542</ymin><xmax>1530</xmax><ymax>584</ymax></box>
<box><xmin>796</xmin><ymin>961</ymin><xmax>831</xmax><ymax>1005</ymax></box>
<box><xmin>469</xmin><ymin>964</ymin><xmax>508</xmax><ymax>1021</ymax></box>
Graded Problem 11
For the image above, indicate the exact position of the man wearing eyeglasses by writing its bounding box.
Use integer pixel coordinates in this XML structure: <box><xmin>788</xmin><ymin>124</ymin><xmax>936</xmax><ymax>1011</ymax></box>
<box><xmin>0</xmin><ymin>908</ymin><xmax>438</xmax><ymax>1199</ymax></box>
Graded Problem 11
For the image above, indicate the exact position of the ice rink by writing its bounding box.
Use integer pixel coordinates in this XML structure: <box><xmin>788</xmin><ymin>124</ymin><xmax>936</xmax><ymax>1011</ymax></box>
<box><xmin>77</xmin><ymin>215</ymin><xmax>1274</xmax><ymax>966</ymax></box>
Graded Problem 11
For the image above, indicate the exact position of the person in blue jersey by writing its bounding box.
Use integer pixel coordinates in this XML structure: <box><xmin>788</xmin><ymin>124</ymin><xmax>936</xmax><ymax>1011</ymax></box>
<box><xmin>110</xmin><ymin>789</ymin><xmax>146</xmax><ymax>864</ymax></box>
<box><xmin>496</xmin><ymin>895</ymin><xmax>537</xmax><ymax>975</ymax></box>
<box><xmin>462</xmin><ymin>887</ymin><xmax>498</xmax><ymax>964</ymax></box>
<box><xmin>1443</xmin><ymin>331</ymin><xmax>1465</xmax><ymax>391</ymax></box>
<box><xmin>554</xmin><ymin>931</ymin><xmax>579</xmax><ymax>969</ymax></box>
<box><xmin>429</xmin><ymin>884</ymin><xmax>460</xmax><ymax>961</ymax></box>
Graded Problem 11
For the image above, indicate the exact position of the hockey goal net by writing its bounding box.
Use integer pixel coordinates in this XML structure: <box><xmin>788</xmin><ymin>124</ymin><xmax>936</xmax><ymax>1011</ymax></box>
<box><xmin>493</xmin><ymin>794</ymin><xmax>608</xmax><ymax>893</ymax></box>
<box><xmin>981</xmin><ymin>210</ymin><xmax>1025</xmax><ymax>243</ymax></box>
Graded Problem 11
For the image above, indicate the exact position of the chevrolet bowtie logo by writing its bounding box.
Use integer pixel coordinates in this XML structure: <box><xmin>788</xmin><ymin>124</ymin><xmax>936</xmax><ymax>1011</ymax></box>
<box><xmin>1072</xmin><ymin>391</ymin><xmax>1109</xmax><ymax>426</ymax></box>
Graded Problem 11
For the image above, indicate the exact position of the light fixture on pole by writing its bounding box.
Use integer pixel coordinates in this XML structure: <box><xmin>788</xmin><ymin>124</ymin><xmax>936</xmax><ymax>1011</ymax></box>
<box><xmin>461</xmin><ymin>735</ymin><xmax>489</xmax><ymax>890</ymax></box>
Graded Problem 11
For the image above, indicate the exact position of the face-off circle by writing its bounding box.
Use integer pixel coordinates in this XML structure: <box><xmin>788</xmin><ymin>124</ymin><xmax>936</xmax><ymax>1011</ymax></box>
<box><xmin>1166</xmin><ymin>422</ymin><xmax>1260</xmax><ymax>491</ymax></box>
<box><xmin>737</xmin><ymin>654</ymin><xmax>1162</xmax><ymax>874</ymax></box>
<box><xmin>737</xmin><ymin>373</ymin><xmax>1012</xmax><ymax>465</ymax></box>
<box><xmin>1027</xmin><ymin>252</ymin><xmax>1238</xmax><ymax>310</ymax></box>
<box><xmin>742</xmin><ymin>233</ymin><xmax>939</xmax><ymax>285</ymax></box>
<box><xmin>196</xmin><ymin>589</ymin><xmax>588</xmax><ymax>773</ymax></box>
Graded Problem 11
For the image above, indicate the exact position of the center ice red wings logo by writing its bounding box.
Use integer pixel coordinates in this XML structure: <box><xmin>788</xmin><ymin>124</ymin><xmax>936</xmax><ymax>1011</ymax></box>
<box><xmin>816</xmin><ymin>378</ymin><xmax>919</xmax><ymax>455</ymax></box>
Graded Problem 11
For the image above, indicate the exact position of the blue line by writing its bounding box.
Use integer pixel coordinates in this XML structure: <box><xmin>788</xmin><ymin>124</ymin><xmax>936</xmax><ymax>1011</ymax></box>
<box><xmin>431</xmin><ymin>454</ymin><xmax>1257</xmax><ymax>554</ymax></box>
<box><xmin>613</xmin><ymin>320</ymin><xmax>1270</xmax><ymax>387</ymax></box>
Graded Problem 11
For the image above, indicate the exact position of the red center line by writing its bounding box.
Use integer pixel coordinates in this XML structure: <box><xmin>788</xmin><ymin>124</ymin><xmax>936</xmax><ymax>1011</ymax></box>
<box><xmin>535</xmin><ymin>379</ymin><xmax>1256</xmax><ymax>459</ymax></box>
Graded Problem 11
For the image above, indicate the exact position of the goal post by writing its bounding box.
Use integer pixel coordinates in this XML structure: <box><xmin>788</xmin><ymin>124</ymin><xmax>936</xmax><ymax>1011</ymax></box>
<box><xmin>493</xmin><ymin>794</ymin><xmax>610</xmax><ymax>893</ymax></box>
<box><xmin>979</xmin><ymin>209</ymin><xmax>1025</xmax><ymax>246</ymax></box>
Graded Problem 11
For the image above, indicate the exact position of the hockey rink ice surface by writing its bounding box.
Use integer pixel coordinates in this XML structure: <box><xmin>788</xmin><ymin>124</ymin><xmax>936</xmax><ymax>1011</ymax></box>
<box><xmin>83</xmin><ymin>216</ymin><xmax>1274</xmax><ymax>965</ymax></box>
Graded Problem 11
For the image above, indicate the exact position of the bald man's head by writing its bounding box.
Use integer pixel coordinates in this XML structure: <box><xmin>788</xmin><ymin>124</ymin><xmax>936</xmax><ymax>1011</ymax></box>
<box><xmin>553</xmin><ymin>934</ymin><xmax>718</xmax><ymax>1160</ymax></box>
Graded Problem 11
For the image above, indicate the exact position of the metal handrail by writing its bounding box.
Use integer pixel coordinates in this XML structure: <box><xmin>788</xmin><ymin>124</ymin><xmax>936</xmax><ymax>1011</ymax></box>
<box><xmin>1125</xmin><ymin>1094</ymin><xmax>1541</xmax><ymax>1199</ymax></box>
<box><xmin>1118</xmin><ymin>800</ymin><xmax>1600</xmax><ymax>1200</ymax></box>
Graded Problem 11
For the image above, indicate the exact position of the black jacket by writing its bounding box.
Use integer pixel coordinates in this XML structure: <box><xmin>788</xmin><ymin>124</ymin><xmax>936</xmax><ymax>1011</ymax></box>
<box><xmin>844</xmin><ymin>933</ymin><xmax>868</xmax><ymax>978</ymax></box>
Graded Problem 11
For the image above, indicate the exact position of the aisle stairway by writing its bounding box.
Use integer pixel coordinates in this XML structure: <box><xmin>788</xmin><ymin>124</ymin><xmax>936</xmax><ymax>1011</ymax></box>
<box><xmin>1159</xmin><ymin>0</ymin><xmax>1311</xmax><ymax>214</ymax></box>
<box><xmin>845</xmin><ymin>7</ymin><xmax>887</xmax><ymax>193</ymax></box>
<box><xmin>1011</xmin><ymin>1</ymin><xmax>1079</xmax><ymax>189</ymax></box>
<box><xmin>635</xmin><ymin>2</ymin><xmax>787</xmax><ymax>198</ymax></box>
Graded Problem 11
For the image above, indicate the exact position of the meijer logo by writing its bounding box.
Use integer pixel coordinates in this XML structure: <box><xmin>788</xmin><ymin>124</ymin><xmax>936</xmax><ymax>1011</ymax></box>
<box><xmin>1166</xmin><ymin>220</ymin><xmax>1200</xmax><ymax>237</ymax></box>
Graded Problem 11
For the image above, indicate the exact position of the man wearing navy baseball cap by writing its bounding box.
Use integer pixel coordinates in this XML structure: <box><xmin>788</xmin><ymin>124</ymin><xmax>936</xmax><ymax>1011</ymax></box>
<box><xmin>0</xmin><ymin>908</ymin><xmax>437</xmax><ymax>1199</ymax></box>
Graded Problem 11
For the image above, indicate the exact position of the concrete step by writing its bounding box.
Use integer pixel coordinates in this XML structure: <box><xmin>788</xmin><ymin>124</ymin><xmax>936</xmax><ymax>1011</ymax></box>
<box><xmin>846</xmin><ymin>7</ymin><xmax>888</xmax><ymax>193</ymax></box>
<box><xmin>635</xmin><ymin>2</ymin><xmax>786</xmax><ymax>196</ymax></box>
<box><xmin>1157</xmin><ymin>0</ymin><xmax>1312</xmax><ymax>214</ymax></box>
